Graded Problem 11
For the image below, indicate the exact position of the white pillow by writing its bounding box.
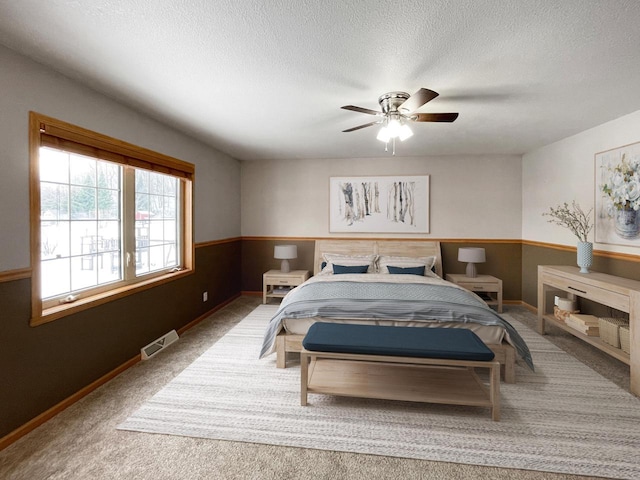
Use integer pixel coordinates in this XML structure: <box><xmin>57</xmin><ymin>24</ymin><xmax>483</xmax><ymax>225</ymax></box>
<box><xmin>378</xmin><ymin>255</ymin><xmax>438</xmax><ymax>277</ymax></box>
<box><xmin>320</xmin><ymin>253</ymin><xmax>378</xmax><ymax>274</ymax></box>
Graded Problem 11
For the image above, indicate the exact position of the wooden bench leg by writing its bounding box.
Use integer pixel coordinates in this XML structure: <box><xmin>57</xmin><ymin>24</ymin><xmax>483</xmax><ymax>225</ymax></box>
<box><xmin>489</xmin><ymin>344</ymin><xmax>516</xmax><ymax>384</ymax></box>
<box><xmin>490</xmin><ymin>362</ymin><xmax>501</xmax><ymax>421</ymax></box>
<box><xmin>276</xmin><ymin>335</ymin><xmax>286</xmax><ymax>369</ymax></box>
<box><xmin>503</xmin><ymin>346</ymin><xmax>515</xmax><ymax>384</ymax></box>
<box><xmin>300</xmin><ymin>352</ymin><xmax>309</xmax><ymax>406</ymax></box>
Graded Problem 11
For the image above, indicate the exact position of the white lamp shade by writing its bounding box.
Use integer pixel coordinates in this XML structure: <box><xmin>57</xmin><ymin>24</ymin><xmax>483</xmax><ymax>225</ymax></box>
<box><xmin>458</xmin><ymin>247</ymin><xmax>486</xmax><ymax>263</ymax></box>
<box><xmin>274</xmin><ymin>245</ymin><xmax>297</xmax><ymax>273</ymax></box>
<box><xmin>274</xmin><ymin>245</ymin><xmax>297</xmax><ymax>259</ymax></box>
<box><xmin>458</xmin><ymin>247</ymin><xmax>485</xmax><ymax>278</ymax></box>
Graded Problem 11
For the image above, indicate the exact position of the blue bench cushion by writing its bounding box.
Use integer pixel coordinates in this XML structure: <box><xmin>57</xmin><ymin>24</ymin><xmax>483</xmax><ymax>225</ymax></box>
<box><xmin>302</xmin><ymin>323</ymin><xmax>495</xmax><ymax>361</ymax></box>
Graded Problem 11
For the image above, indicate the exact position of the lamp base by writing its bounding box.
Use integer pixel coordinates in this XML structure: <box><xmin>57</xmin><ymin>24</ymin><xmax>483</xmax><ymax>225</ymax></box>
<box><xmin>465</xmin><ymin>262</ymin><xmax>477</xmax><ymax>278</ymax></box>
<box><xmin>280</xmin><ymin>259</ymin><xmax>291</xmax><ymax>273</ymax></box>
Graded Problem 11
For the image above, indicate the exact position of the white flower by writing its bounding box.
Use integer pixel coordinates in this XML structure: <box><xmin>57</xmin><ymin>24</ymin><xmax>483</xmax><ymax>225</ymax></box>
<box><xmin>601</xmin><ymin>155</ymin><xmax>640</xmax><ymax>211</ymax></box>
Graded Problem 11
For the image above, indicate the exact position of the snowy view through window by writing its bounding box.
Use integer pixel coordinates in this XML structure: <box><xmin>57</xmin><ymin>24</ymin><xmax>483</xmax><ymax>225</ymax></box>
<box><xmin>39</xmin><ymin>147</ymin><xmax>179</xmax><ymax>300</ymax></box>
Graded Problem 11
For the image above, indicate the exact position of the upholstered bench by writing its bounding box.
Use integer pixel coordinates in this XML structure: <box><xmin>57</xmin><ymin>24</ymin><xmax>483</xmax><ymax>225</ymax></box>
<box><xmin>300</xmin><ymin>323</ymin><xmax>501</xmax><ymax>421</ymax></box>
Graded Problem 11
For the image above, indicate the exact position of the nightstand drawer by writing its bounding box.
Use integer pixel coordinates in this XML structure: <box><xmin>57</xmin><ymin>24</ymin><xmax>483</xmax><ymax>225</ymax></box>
<box><xmin>267</xmin><ymin>277</ymin><xmax>299</xmax><ymax>286</ymax></box>
<box><xmin>458</xmin><ymin>283</ymin><xmax>499</xmax><ymax>292</ymax></box>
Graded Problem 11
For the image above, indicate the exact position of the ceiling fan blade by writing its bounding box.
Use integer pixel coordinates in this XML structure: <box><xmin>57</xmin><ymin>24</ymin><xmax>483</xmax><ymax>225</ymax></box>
<box><xmin>341</xmin><ymin>105</ymin><xmax>382</xmax><ymax>116</ymax></box>
<box><xmin>412</xmin><ymin>112</ymin><xmax>459</xmax><ymax>123</ymax></box>
<box><xmin>398</xmin><ymin>88</ymin><xmax>439</xmax><ymax>113</ymax></box>
<box><xmin>342</xmin><ymin>120</ymin><xmax>382</xmax><ymax>132</ymax></box>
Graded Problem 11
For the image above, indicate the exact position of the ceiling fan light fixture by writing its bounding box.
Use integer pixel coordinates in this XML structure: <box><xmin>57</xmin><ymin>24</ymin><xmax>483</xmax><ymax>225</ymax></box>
<box><xmin>377</xmin><ymin>117</ymin><xmax>413</xmax><ymax>143</ymax></box>
<box><xmin>398</xmin><ymin>124</ymin><xmax>413</xmax><ymax>141</ymax></box>
<box><xmin>386</xmin><ymin>117</ymin><xmax>402</xmax><ymax>137</ymax></box>
<box><xmin>342</xmin><ymin>88</ymin><xmax>457</xmax><ymax>152</ymax></box>
<box><xmin>376</xmin><ymin>126</ymin><xmax>391</xmax><ymax>143</ymax></box>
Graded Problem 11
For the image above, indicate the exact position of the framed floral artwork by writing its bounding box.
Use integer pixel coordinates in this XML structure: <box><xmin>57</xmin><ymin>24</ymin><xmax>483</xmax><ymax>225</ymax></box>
<box><xmin>329</xmin><ymin>175</ymin><xmax>429</xmax><ymax>233</ymax></box>
<box><xmin>595</xmin><ymin>141</ymin><xmax>640</xmax><ymax>246</ymax></box>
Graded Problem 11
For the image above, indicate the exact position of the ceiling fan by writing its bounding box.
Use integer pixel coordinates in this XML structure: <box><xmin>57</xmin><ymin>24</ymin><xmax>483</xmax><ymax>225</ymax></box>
<box><xmin>341</xmin><ymin>88</ymin><xmax>458</xmax><ymax>153</ymax></box>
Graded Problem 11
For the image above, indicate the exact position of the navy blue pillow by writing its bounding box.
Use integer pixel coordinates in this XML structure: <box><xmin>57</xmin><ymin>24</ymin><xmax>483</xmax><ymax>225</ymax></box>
<box><xmin>387</xmin><ymin>265</ymin><xmax>425</xmax><ymax>276</ymax></box>
<box><xmin>321</xmin><ymin>261</ymin><xmax>327</xmax><ymax>269</ymax></box>
<box><xmin>333</xmin><ymin>264</ymin><xmax>369</xmax><ymax>274</ymax></box>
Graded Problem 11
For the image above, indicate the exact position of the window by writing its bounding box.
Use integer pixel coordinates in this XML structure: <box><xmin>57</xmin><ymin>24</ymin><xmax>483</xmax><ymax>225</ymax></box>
<box><xmin>30</xmin><ymin>112</ymin><xmax>194</xmax><ymax>325</ymax></box>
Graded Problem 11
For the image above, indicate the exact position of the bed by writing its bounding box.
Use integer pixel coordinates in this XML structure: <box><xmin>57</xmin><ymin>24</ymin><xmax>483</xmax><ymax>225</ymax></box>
<box><xmin>259</xmin><ymin>239</ymin><xmax>533</xmax><ymax>383</ymax></box>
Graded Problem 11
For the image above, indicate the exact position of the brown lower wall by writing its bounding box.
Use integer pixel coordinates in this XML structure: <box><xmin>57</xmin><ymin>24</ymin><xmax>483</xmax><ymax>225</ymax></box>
<box><xmin>241</xmin><ymin>238</ymin><xmax>523</xmax><ymax>300</ymax></box>
<box><xmin>0</xmin><ymin>240</ymin><xmax>241</xmax><ymax>438</ymax></box>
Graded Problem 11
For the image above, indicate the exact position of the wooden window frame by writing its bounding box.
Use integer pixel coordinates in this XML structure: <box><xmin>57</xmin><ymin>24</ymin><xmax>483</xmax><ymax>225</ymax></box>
<box><xmin>29</xmin><ymin>112</ymin><xmax>195</xmax><ymax>326</ymax></box>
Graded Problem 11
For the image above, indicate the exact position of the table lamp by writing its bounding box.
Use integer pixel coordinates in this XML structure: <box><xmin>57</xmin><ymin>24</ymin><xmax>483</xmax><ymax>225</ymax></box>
<box><xmin>458</xmin><ymin>247</ymin><xmax>486</xmax><ymax>278</ymax></box>
<box><xmin>274</xmin><ymin>245</ymin><xmax>297</xmax><ymax>273</ymax></box>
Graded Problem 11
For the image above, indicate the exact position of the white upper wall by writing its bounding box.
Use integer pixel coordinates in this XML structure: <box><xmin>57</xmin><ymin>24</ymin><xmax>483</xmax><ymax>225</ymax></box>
<box><xmin>0</xmin><ymin>45</ymin><xmax>241</xmax><ymax>272</ymax></box>
<box><xmin>241</xmin><ymin>155</ymin><xmax>522</xmax><ymax>238</ymax></box>
<box><xmin>522</xmin><ymin>109</ymin><xmax>640</xmax><ymax>254</ymax></box>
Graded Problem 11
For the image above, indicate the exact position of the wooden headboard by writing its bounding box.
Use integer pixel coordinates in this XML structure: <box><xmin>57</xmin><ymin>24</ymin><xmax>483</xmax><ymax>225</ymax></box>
<box><xmin>313</xmin><ymin>239</ymin><xmax>443</xmax><ymax>277</ymax></box>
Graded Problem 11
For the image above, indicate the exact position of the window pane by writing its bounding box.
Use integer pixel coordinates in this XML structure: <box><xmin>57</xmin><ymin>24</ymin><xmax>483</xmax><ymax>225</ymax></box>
<box><xmin>70</xmin><ymin>186</ymin><xmax>96</xmax><ymax>220</ymax></box>
<box><xmin>70</xmin><ymin>221</ymin><xmax>97</xmax><ymax>256</ymax></box>
<box><xmin>133</xmin><ymin>169</ymin><xmax>180</xmax><ymax>277</ymax></box>
<box><xmin>98</xmin><ymin>189</ymin><xmax>119</xmax><ymax>220</ymax></box>
<box><xmin>148</xmin><ymin>245</ymin><xmax>165</xmax><ymax>271</ymax></box>
<box><xmin>40</xmin><ymin>147</ymin><xmax>126</xmax><ymax>301</ymax></box>
<box><xmin>106</xmin><ymin>252</ymin><xmax>121</xmax><ymax>279</ymax></box>
<box><xmin>42</xmin><ymin>258</ymin><xmax>70</xmax><ymax>299</ymax></box>
<box><xmin>97</xmin><ymin>161</ymin><xmax>119</xmax><ymax>190</ymax></box>
<box><xmin>41</xmin><ymin>221</ymin><xmax>70</xmax><ymax>259</ymax></box>
<box><xmin>98</xmin><ymin>222</ymin><xmax>120</xmax><ymax>253</ymax></box>
<box><xmin>149</xmin><ymin>194</ymin><xmax>163</xmax><ymax>218</ymax></box>
<box><xmin>135</xmin><ymin>192</ymin><xmax>149</xmax><ymax>219</ymax></box>
<box><xmin>98</xmin><ymin>253</ymin><xmax>121</xmax><ymax>284</ymax></box>
<box><xmin>149</xmin><ymin>172</ymin><xmax>164</xmax><ymax>195</ymax></box>
<box><xmin>163</xmin><ymin>175</ymin><xmax>176</xmax><ymax>196</ymax></box>
<box><xmin>135</xmin><ymin>247</ymin><xmax>150</xmax><ymax>275</ymax></box>
<box><xmin>39</xmin><ymin>148</ymin><xmax>69</xmax><ymax>184</ymax></box>
<box><xmin>135</xmin><ymin>169</ymin><xmax>149</xmax><ymax>194</ymax></box>
<box><xmin>163</xmin><ymin>196</ymin><xmax>176</xmax><ymax>219</ymax></box>
<box><xmin>41</xmin><ymin>183</ymin><xmax>69</xmax><ymax>221</ymax></box>
<box><xmin>165</xmin><ymin>244</ymin><xmax>177</xmax><ymax>266</ymax></box>
<box><xmin>71</xmin><ymin>256</ymin><xmax>98</xmax><ymax>291</ymax></box>
<box><xmin>70</xmin><ymin>154</ymin><xmax>96</xmax><ymax>187</ymax></box>
<box><xmin>163</xmin><ymin>220</ymin><xmax>177</xmax><ymax>242</ymax></box>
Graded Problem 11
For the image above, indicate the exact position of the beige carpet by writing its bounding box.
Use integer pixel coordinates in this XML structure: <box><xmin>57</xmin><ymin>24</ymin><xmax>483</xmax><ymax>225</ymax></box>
<box><xmin>119</xmin><ymin>305</ymin><xmax>640</xmax><ymax>480</ymax></box>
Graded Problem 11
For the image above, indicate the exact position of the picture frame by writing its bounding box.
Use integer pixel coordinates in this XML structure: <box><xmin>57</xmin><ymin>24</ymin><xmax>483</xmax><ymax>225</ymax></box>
<box><xmin>594</xmin><ymin>141</ymin><xmax>640</xmax><ymax>246</ymax></box>
<box><xmin>329</xmin><ymin>175</ymin><xmax>430</xmax><ymax>233</ymax></box>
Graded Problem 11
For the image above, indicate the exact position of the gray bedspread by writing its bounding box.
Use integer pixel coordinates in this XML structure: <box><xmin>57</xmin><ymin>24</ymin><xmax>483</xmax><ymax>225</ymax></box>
<box><xmin>259</xmin><ymin>275</ymin><xmax>534</xmax><ymax>370</ymax></box>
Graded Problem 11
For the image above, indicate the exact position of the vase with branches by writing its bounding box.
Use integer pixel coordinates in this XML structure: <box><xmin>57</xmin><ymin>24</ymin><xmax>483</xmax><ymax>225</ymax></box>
<box><xmin>543</xmin><ymin>201</ymin><xmax>594</xmax><ymax>273</ymax></box>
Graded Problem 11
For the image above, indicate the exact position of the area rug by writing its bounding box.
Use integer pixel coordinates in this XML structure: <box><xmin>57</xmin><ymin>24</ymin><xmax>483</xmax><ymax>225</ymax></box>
<box><xmin>119</xmin><ymin>305</ymin><xmax>640</xmax><ymax>479</ymax></box>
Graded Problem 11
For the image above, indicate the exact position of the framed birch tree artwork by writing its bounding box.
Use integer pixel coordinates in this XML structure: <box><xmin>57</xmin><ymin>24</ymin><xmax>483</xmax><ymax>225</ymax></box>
<box><xmin>595</xmin><ymin>141</ymin><xmax>640</xmax><ymax>246</ymax></box>
<box><xmin>329</xmin><ymin>175</ymin><xmax>430</xmax><ymax>233</ymax></box>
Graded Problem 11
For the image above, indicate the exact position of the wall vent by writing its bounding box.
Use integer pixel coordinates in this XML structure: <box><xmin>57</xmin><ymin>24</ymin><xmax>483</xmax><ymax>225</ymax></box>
<box><xmin>141</xmin><ymin>330</ymin><xmax>179</xmax><ymax>360</ymax></box>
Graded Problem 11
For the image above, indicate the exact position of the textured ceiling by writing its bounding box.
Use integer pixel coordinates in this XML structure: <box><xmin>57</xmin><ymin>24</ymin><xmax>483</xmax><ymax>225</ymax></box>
<box><xmin>1</xmin><ymin>0</ymin><xmax>640</xmax><ymax>161</ymax></box>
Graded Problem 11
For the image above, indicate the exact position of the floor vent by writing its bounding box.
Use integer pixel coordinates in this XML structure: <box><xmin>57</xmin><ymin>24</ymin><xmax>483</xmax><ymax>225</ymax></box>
<box><xmin>141</xmin><ymin>330</ymin><xmax>179</xmax><ymax>360</ymax></box>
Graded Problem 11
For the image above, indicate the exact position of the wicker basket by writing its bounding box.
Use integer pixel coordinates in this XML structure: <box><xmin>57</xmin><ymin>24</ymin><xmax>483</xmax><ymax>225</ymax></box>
<box><xmin>598</xmin><ymin>317</ymin><xmax>628</xmax><ymax>348</ymax></box>
<box><xmin>554</xmin><ymin>306</ymin><xmax>578</xmax><ymax>323</ymax></box>
<box><xmin>619</xmin><ymin>325</ymin><xmax>630</xmax><ymax>354</ymax></box>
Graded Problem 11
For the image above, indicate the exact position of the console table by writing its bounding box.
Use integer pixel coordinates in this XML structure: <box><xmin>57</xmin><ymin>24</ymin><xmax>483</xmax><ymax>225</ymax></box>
<box><xmin>537</xmin><ymin>265</ymin><xmax>640</xmax><ymax>396</ymax></box>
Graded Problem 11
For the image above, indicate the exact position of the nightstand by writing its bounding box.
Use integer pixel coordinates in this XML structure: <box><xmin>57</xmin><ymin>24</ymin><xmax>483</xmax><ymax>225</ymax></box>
<box><xmin>445</xmin><ymin>274</ymin><xmax>503</xmax><ymax>313</ymax></box>
<box><xmin>263</xmin><ymin>270</ymin><xmax>310</xmax><ymax>304</ymax></box>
